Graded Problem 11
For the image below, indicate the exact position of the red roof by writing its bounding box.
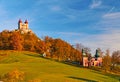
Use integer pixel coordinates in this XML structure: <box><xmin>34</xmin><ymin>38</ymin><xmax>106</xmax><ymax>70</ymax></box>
<box><xmin>18</xmin><ymin>19</ymin><xmax>22</xmax><ymax>23</ymax></box>
<box><xmin>24</xmin><ymin>20</ymin><xmax>28</xmax><ymax>24</ymax></box>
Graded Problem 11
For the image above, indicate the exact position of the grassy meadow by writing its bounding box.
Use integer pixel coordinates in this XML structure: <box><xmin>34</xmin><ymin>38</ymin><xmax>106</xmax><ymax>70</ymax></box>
<box><xmin>0</xmin><ymin>50</ymin><xmax>119</xmax><ymax>82</ymax></box>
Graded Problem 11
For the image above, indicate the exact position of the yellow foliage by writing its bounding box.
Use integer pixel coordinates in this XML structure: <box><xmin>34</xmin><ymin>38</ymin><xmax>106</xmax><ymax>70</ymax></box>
<box><xmin>3</xmin><ymin>69</ymin><xmax>24</xmax><ymax>82</ymax></box>
<box><xmin>28</xmin><ymin>78</ymin><xmax>41</xmax><ymax>82</ymax></box>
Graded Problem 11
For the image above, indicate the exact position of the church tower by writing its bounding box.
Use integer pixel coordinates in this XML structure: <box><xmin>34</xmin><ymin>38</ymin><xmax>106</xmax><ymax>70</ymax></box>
<box><xmin>95</xmin><ymin>49</ymin><xmax>100</xmax><ymax>58</ymax></box>
<box><xmin>82</xmin><ymin>49</ymin><xmax>88</xmax><ymax>67</ymax></box>
<box><xmin>18</xmin><ymin>19</ymin><xmax>32</xmax><ymax>33</ymax></box>
<box><xmin>18</xmin><ymin>19</ymin><xmax>22</xmax><ymax>29</ymax></box>
<box><xmin>24</xmin><ymin>20</ymin><xmax>28</xmax><ymax>29</ymax></box>
<box><xmin>18</xmin><ymin>19</ymin><xmax>29</xmax><ymax>30</ymax></box>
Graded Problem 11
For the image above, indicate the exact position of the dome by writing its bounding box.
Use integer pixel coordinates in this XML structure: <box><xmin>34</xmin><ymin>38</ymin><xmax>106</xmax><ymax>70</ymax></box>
<box><xmin>18</xmin><ymin>19</ymin><xmax>22</xmax><ymax>23</ymax></box>
<box><xmin>24</xmin><ymin>20</ymin><xmax>28</xmax><ymax>24</ymax></box>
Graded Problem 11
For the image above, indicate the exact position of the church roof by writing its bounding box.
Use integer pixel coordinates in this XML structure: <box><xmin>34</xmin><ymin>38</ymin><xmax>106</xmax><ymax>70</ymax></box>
<box><xmin>24</xmin><ymin>20</ymin><xmax>28</xmax><ymax>24</ymax></box>
<box><xmin>18</xmin><ymin>19</ymin><xmax>22</xmax><ymax>23</ymax></box>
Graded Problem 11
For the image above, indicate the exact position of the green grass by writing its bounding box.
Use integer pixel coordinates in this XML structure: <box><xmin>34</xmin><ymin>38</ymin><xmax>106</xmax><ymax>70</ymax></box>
<box><xmin>0</xmin><ymin>50</ymin><xmax>120</xmax><ymax>82</ymax></box>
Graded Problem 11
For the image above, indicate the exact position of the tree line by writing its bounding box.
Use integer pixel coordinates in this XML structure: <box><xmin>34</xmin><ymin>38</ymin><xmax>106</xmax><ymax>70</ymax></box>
<box><xmin>0</xmin><ymin>30</ymin><xmax>82</xmax><ymax>63</ymax></box>
<box><xmin>102</xmin><ymin>49</ymin><xmax>120</xmax><ymax>73</ymax></box>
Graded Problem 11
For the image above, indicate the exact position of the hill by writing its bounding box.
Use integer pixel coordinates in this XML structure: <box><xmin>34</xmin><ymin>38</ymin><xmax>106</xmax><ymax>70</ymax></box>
<box><xmin>0</xmin><ymin>50</ymin><xmax>119</xmax><ymax>82</ymax></box>
<box><xmin>0</xmin><ymin>30</ymin><xmax>82</xmax><ymax>63</ymax></box>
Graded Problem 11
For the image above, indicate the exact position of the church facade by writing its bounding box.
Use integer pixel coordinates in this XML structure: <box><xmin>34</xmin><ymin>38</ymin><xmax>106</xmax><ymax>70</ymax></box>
<box><xmin>82</xmin><ymin>49</ymin><xmax>102</xmax><ymax>67</ymax></box>
<box><xmin>18</xmin><ymin>19</ymin><xmax>32</xmax><ymax>33</ymax></box>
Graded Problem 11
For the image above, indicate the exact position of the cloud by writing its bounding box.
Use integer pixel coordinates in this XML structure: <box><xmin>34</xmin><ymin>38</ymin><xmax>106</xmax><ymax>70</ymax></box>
<box><xmin>50</xmin><ymin>6</ymin><xmax>61</xmax><ymax>11</ymax></box>
<box><xmin>92</xmin><ymin>11</ymin><xmax>120</xmax><ymax>32</ymax></box>
<box><xmin>107</xmin><ymin>7</ymin><xmax>115</xmax><ymax>14</ymax></box>
<box><xmin>96</xmin><ymin>29</ymin><xmax>120</xmax><ymax>52</ymax></box>
<box><xmin>66</xmin><ymin>15</ymin><xmax>76</xmax><ymax>20</ymax></box>
<box><xmin>103</xmin><ymin>12</ymin><xmax>120</xmax><ymax>19</ymax></box>
<box><xmin>90</xmin><ymin>0</ymin><xmax>102</xmax><ymax>9</ymax></box>
<box><xmin>57</xmin><ymin>32</ymin><xmax>82</xmax><ymax>36</ymax></box>
<box><xmin>85</xmin><ymin>11</ymin><xmax>120</xmax><ymax>53</ymax></box>
<box><xmin>72</xmin><ymin>28</ymin><xmax>120</xmax><ymax>54</ymax></box>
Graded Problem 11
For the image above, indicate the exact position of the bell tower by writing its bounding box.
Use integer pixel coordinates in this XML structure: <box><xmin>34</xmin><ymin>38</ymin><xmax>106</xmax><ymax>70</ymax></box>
<box><xmin>18</xmin><ymin>19</ymin><xmax>22</xmax><ymax>29</ymax></box>
<box><xmin>17</xmin><ymin>19</ymin><xmax>32</xmax><ymax>33</ymax></box>
<box><xmin>18</xmin><ymin>19</ymin><xmax>29</xmax><ymax>30</ymax></box>
<box><xmin>24</xmin><ymin>20</ymin><xmax>28</xmax><ymax>29</ymax></box>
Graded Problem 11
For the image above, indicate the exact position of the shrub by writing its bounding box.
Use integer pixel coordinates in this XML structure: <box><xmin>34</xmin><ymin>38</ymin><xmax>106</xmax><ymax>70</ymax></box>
<box><xmin>28</xmin><ymin>79</ymin><xmax>41</xmax><ymax>82</ymax></box>
<box><xmin>2</xmin><ymin>69</ymin><xmax>24</xmax><ymax>82</ymax></box>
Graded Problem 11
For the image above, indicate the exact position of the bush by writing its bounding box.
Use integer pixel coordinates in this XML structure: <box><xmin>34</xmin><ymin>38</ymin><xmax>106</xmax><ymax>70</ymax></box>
<box><xmin>2</xmin><ymin>69</ymin><xmax>24</xmax><ymax>82</ymax></box>
<box><xmin>28</xmin><ymin>79</ymin><xmax>41</xmax><ymax>82</ymax></box>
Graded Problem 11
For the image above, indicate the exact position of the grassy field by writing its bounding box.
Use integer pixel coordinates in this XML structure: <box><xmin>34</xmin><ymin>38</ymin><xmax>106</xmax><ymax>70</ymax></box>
<box><xmin>0</xmin><ymin>50</ymin><xmax>119</xmax><ymax>82</ymax></box>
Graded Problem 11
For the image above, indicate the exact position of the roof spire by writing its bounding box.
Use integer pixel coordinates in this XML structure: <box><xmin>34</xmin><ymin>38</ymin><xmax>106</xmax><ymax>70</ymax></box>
<box><xmin>95</xmin><ymin>49</ymin><xmax>100</xmax><ymax>58</ymax></box>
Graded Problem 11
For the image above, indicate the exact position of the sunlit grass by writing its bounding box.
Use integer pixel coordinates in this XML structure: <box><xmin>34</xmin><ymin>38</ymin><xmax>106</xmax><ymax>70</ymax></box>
<box><xmin>0</xmin><ymin>50</ymin><xmax>119</xmax><ymax>82</ymax></box>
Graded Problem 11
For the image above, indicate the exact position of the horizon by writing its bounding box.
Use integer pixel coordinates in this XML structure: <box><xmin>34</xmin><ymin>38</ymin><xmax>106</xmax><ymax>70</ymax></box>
<box><xmin>0</xmin><ymin>0</ymin><xmax>120</xmax><ymax>54</ymax></box>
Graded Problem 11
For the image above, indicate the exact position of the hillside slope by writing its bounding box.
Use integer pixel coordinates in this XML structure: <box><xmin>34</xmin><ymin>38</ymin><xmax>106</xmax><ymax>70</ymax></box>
<box><xmin>0</xmin><ymin>30</ymin><xmax>82</xmax><ymax>62</ymax></box>
<box><xmin>0</xmin><ymin>50</ymin><xmax>119</xmax><ymax>82</ymax></box>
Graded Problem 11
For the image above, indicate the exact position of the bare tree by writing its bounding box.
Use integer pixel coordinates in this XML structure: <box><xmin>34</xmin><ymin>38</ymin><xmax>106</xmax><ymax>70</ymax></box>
<box><xmin>111</xmin><ymin>50</ymin><xmax>120</xmax><ymax>69</ymax></box>
<box><xmin>75</xmin><ymin>43</ymin><xmax>84</xmax><ymax>51</ymax></box>
<box><xmin>97</xmin><ymin>48</ymin><xmax>103</xmax><ymax>57</ymax></box>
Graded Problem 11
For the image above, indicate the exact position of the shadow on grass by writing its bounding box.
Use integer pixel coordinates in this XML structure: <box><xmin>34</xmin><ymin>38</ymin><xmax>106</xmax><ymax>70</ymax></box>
<box><xmin>104</xmin><ymin>73</ymin><xmax>120</xmax><ymax>81</ymax></box>
<box><xmin>68</xmin><ymin>76</ymin><xmax>97</xmax><ymax>82</ymax></box>
<box><xmin>24</xmin><ymin>53</ymin><xmax>41</xmax><ymax>57</ymax></box>
<box><xmin>90</xmin><ymin>68</ymin><xmax>120</xmax><ymax>80</ymax></box>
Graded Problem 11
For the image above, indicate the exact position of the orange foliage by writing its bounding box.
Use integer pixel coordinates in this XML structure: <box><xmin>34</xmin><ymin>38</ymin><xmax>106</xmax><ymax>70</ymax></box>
<box><xmin>0</xmin><ymin>30</ymin><xmax>83</xmax><ymax>63</ymax></box>
<box><xmin>2</xmin><ymin>69</ymin><xmax>24</xmax><ymax>82</ymax></box>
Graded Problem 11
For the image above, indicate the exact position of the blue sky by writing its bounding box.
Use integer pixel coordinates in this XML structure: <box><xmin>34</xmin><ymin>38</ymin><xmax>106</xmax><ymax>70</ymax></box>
<box><xmin>0</xmin><ymin>0</ymin><xmax>120</xmax><ymax>54</ymax></box>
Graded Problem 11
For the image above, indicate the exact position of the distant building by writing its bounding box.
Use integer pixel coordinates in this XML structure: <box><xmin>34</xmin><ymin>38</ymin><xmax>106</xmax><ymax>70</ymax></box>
<box><xmin>18</xmin><ymin>19</ymin><xmax>32</xmax><ymax>33</ymax></box>
<box><xmin>82</xmin><ymin>49</ymin><xmax>102</xmax><ymax>67</ymax></box>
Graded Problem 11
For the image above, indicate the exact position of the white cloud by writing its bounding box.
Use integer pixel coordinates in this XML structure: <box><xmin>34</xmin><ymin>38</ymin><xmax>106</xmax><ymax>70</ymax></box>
<box><xmin>81</xmin><ymin>11</ymin><xmax>120</xmax><ymax>54</ymax></box>
<box><xmin>92</xmin><ymin>11</ymin><xmax>120</xmax><ymax>31</ymax></box>
<box><xmin>50</xmin><ymin>6</ymin><xmax>61</xmax><ymax>11</ymax></box>
<box><xmin>77</xmin><ymin>28</ymin><xmax>120</xmax><ymax>55</ymax></box>
<box><xmin>103</xmin><ymin>12</ymin><xmax>120</xmax><ymax>19</ymax></box>
<box><xmin>107</xmin><ymin>7</ymin><xmax>115</xmax><ymax>14</ymax></box>
<box><xmin>90</xmin><ymin>0</ymin><xmax>102</xmax><ymax>9</ymax></box>
<box><xmin>66</xmin><ymin>15</ymin><xmax>76</xmax><ymax>20</ymax></box>
<box><xmin>57</xmin><ymin>32</ymin><xmax>82</xmax><ymax>36</ymax></box>
<box><xmin>97</xmin><ymin>29</ymin><xmax>120</xmax><ymax>52</ymax></box>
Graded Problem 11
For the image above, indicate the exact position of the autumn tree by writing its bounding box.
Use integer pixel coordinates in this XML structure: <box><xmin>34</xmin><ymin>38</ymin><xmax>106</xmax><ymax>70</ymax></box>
<box><xmin>0</xmin><ymin>30</ymin><xmax>11</xmax><ymax>50</ymax></box>
<box><xmin>22</xmin><ymin>33</ymin><xmax>36</xmax><ymax>51</ymax></box>
<box><xmin>75</xmin><ymin>43</ymin><xmax>85</xmax><ymax>62</ymax></box>
<box><xmin>84</xmin><ymin>47</ymin><xmax>91</xmax><ymax>57</ymax></box>
<box><xmin>10</xmin><ymin>32</ymin><xmax>23</xmax><ymax>51</ymax></box>
<box><xmin>75</xmin><ymin>43</ymin><xmax>83</xmax><ymax>51</ymax></box>
<box><xmin>102</xmin><ymin>49</ymin><xmax>111</xmax><ymax>72</ymax></box>
<box><xmin>43</xmin><ymin>36</ymin><xmax>53</xmax><ymax>58</ymax></box>
<box><xmin>97</xmin><ymin>48</ymin><xmax>103</xmax><ymax>57</ymax></box>
<box><xmin>2</xmin><ymin>69</ymin><xmax>24</xmax><ymax>82</ymax></box>
<box><xmin>0</xmin><ymin>30</ymin><xmax>83</xmax><ymax>64</ymax></box>
<box><xmin>111</xmin><ymin>50</ymin><xmax>120</xmax><ymax>69</ymax></box>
